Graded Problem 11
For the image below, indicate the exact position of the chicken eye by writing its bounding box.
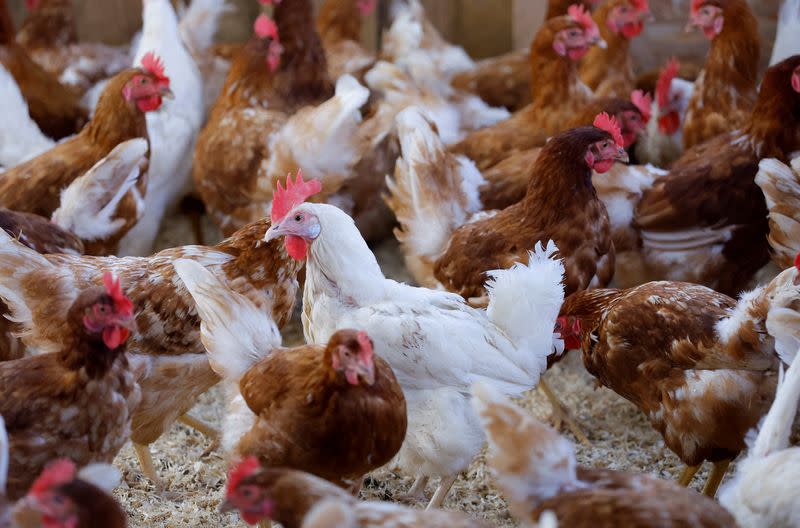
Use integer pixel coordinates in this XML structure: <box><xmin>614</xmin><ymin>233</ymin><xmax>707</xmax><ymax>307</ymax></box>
<box><xmin>294</xmin><ymin>214</ymin><xmax>303</xmax><ymax>222</ymax></box>
<box><xmin>241</xmin><ymin>488</ymin><xmax>253</xmax><ymax>497</ymax></box>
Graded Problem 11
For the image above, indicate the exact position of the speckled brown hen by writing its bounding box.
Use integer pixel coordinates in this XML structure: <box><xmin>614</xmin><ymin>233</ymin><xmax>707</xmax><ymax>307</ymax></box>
<box><xmin>579</xmin><ymin>0</ymin><xmax>650</xmax><ymax>98</ymax></box>
<box><xmin>0</xmin><ymin>274</ymin><xmax>140</xmax><ymax>501</ymax></box>
<box><xmin>448</xmin><ymin>5</ymin><xmax>603</xmax><ymax>172</ymax></box>
<box><xmin>682</xmin><ymin>0</ymin><xmax>760</xmax><ymax>150</ymax></box>
<box><xmin>0</xmin><ymin>58</ymin><xmax>172</xmax><ymax>254</ymax></box>
<box><xmin>316</xmin><ymin>0</ymin><xmax>375</xmax><ymax>80</ymax></box>
<box><xmin>634</xmin><ymin>55</ymin><xmax>800</xmax><ymax>296</ymax></box>
<box><xmin>220</xmin><ymin>463</ymin><xmax>490</xmax><ymax>528</ymax></box>
<box><xmin>450</xmin><ymin>0</ymin><xmax>601</xmax><ymax>112</ymax></box>
<box><xmin>473</xmin><ymin>382</ymin><xmax>738</xmax><ymax>527</ymax></box>
<box><xmin>0</xmin><ymin>218</ymin><xmax>303</xmax><ymax>489</ymax></box>
<box><xmin>557</xmin><ymin>259</ymin><xmax>800</xmax><ymax>497</ymax></box>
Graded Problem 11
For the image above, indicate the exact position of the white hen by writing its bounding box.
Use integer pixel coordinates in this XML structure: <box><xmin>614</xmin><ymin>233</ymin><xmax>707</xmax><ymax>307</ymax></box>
<box><xmin>0</xmin><ymin>65</ymin><xmax>55</xmax><ymax>169</ymax></box>
<box><xmin>719</xmin><ymin>345</ymin><xmax>800</xmax><ymax>527</ymax></box>
<box><xmin>118</xmin><ymin>0</ymin><xmax>204</xmax><ymax>256</ymax></box>
<box><xmin>264</xmin><ymin>197</ymin><xmax>565</xmax><ymax>509</ymax></box>
<box><xmin>770</xmin><ymin>0</ymin><xmax>800</xmax><ymax>66</ymax></box>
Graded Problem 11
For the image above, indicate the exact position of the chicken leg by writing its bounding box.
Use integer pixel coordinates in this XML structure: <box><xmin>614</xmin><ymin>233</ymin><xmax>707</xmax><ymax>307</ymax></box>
<box><xmin>178</xmin><ymin>413</ymin><xmax>219</xmax><ymax>440</ymax></box>
<box><xmin>702</xmin><ymin>459</ymin><xmax>731</xmax><ymax>497</ymax></box>
<box><xmin>426</xmin><ymin>475</ymin><xmax>457</xmax><ymax>510</ymax></box>
<box><xmin>538</xmin><ymin>378</ymin><xmax>591</xmax><ymax>446</ymax></box>
<box><xmin>134</xmin><ymin>443</ymin><xmax>164</xmax><ymax>489</ymax></box>
<box><xmin>677</xmin><ymin>463</ymin><xmax>701</xmax><ymax>487</ymax></box>
<box><xmin>396</xmin><ymin>475</ymin><xmax>429</xmax><ymax>503</ymax></box>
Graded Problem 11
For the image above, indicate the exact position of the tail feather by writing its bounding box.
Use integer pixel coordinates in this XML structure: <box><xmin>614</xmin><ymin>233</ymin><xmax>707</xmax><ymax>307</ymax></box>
<box><xmin>750</xmin><ymin>349</ymin><xmax>800</xmax><ymax>458</ymax></box>
<box><xmin>472</xmin><ymin>382</ymin><xmax>576</xmax><ymax>519</ymax></box>
<box><xmin>51</xmin><ymin>138</ymin><xmax>149</xmax><ymax>242</ymax></box>
<box><xmin>301</xmin><ymin>499</ymin><xmax>357</xmax><ymax>528</ymax></box>
<box><xmin>173</xmin><ymin>259</ymin><xmax>281</xmax><ymax>382</ymax></box>
<box><xmin>386</xmin><ymin>107</ymin><xmax>483</xmax><ymax>278</ymax></box>
<box><xmin>755</xmin><ymin>158</ymin><xmax>800</xmax><ymax>269</ymax></box>
<box><xmin>485</xmin><ymin>241</ymin><xmax>566</xmax><ymax>366</ymax></box>
<box><xmin>769</xmin><ymin>0</ymin><xmax>800</xmax><ymax>66</ymax></box>
<box><xmin>0</xmin><ymin>229</ymin><xmax>53</xmax><ymax>329</ymax></box>
<box><xmin>178</xmin><ymin>0</ymin><xmax>232</xmax><ymax>56</ymax></box>
<box><xmin>765</xmin><ymin>266</ymin><xmax>800</xmax><ymax>365</ymax></box>
<box><xmin>76</xmin><ymin>464</ymin><xmax>121</xmax><ymax>494</ymax></box>
<box><xmin>268</xmin><ymin>75</ymin><xmax>369</xmax><ymax>190</ymax></box>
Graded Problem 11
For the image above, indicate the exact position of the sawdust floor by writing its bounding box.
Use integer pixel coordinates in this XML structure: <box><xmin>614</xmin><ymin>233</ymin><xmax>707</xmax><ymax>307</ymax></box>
<box><xmin>113</xmin><ymin>214</ymin><xmax>723</xmax><ymax>527</ymax></box>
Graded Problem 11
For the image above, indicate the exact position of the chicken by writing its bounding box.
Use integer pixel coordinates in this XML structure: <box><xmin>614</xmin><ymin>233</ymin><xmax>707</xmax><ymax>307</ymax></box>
<box><xmin>117</xmin><ymin>0</ymin><xmax>204</xmax><ymax>256</ymax></box>
<box><xmin>719</xmin><ymin>339</ymin><xmax>800</xmax><ymax>527</ymax></box>
<box><xmin>634</xmin><ymin>58</ymin><xmax>694</xmax><ymax>169</ymax></box>
<box><xmin>174</xmin><ymin>256</ymin><xmax>406</xmax><ymax>491</ymax></box>
<box><xmin>448</xmin><ymin>5</ymin><xmax>603</xmax><ymax>172</ymax></box>
<box><xmin>220</xmin><ymin>462</ymin><xmax>491</xmax><ymax>528</ymax></box>
<box><xmin>633</xmin><ymin>55</ymin><xmax>800</xmax><ymax>296</ymax></box>
<box><xmin>0</xmin><ymin>218</ymin><xmax>302</xmax><ymax>488</ymax></box>
<box><xmin>317</xmin><ymin>0</ymin><xmax>375</xmax><ymax>80</ymax></box>
<box><xmin>0</xmin><ymin>273</ymin><xmax>139</xmax><ymax>500</ymax></box>
<box><xmin>755</xmin><ymin>156</ymin><xmax>800</xmax><ymax>270</ymax></box>
<box><xmin>682</xmin><ymin>0</ymin><xmax>760</xmax><ymax>150</ymax></box>
<box><xmin>0</xmin><ymin>57</ymin><xmax>173</xmax><ymax>255</ymax></box>
<box><xmin>769</xmin><ymin>0</ymin><xmax>800</xmax><ymax>66</ymax></box>
<box><xmin>193</xmin><ymin>1</ymin><xmax>370</xmax><ymax>236</ymax></box>
<box><xmin>557</xmin><ymin>260</ymin><xmax>800</xmax><ymax>497</ymax></box>
<box><xmin>449</xmin><ymin>0</ymin><xmax>600</xmax><ymax>112</ymax></box>
<box><xmin>579</xmin><ymin>0</ymin><xmax>650</xmax><ymax>98</ymax></box>
<box><xmin>0</xmin><ymin>416</ymin><xmax>7</xmax><ymax>525</ymax></box>
<box><xmin>0</xmin><ymin>1</ymin><xmax>87</xmax><ymax>141</ymax></box>
<box><xmin>16</xmin><ymin>0</ymin><xmax>130</xmax><ymax>95</ymax></box>
<box><xmin>477</xmin><ymin>94</ymin><xmax>650</xmax><ymax>211</ymax></box>
<box><xmin>264</xmin><ymin>172</ymin><xmax>565</xmax><ymax>508</ymax></box>
<box><xmin>9</xmin><ymin>459</ymin><xmax>127</xmax><ymax>528</ymax></box>
<box><xmin>472</xmin><ymin>382</ymin><xmax>738</xmax><ymax>527</ymax></box>
<box><xmin>0</xmin><ymin>63</ymin><xmax>53</xmax><ymax>168</ymax></box>
<box><xmin>387</xmin><ymin>108</ymin><xmax>622</xmax><ymax>300</ymax></box>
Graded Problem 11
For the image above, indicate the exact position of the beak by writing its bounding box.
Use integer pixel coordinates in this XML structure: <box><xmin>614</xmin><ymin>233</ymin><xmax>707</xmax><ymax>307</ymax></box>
<box><xmin>219</xmin><ymin>499</ymin><xmax>236</xmax><ymax>514</ymax></box>
<box><xmin>614</xmin><ymin>146</ymin><xmax>629</xmax><ymax>164</ymax></box>
<box><xmin>358</xmin><ymin>362</ymin><xmax>376</xmax><ymax>385</ymax></box>
<box><xmin>264</xmin><ymin>222</ymin><xmax>287</xmax><ymax>242</ymax></box>
<box><xmin>641</xmin><ymin>11</ymin><xmax>655</xmax><ymax>22</ymax></box>
<box><xmin>161</xmin><ymin>86</ymin><xmax>174</xmax><ymax>100</ymax></box>
<box><xmin>595</xmin><ymin>37</ymin><xmax>607</xmax><ymax>49</ymax></box>
<box><xmin>116</xmin><ymin>316</ymin><xmax>137</xmax><ymax>331</ymax></box>
<box><xmin>684</xmin><ymin>16</ymin><xmax>699</xmax><ymax>33</ymax></box>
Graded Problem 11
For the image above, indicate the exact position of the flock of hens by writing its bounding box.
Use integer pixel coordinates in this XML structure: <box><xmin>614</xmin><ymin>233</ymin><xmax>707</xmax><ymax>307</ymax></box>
<box><xmin>0</xmin><ymin>0</ymin><xmax>799</xmax><ymax>526</ymax></box>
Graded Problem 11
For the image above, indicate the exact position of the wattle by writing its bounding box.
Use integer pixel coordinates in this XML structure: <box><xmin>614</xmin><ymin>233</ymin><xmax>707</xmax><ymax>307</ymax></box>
<box><xmin>592</xmin><ymin>159</ymin><xmax>615</xmax><ymax>174</ymax></box>
<box><xmin>284</xmin><ymin>236</ymin><xmax>308</xmax><ymax>260</ymax></box>
<box><xmin>136</xmin><ymin>95</ymin><xmax>163</xmax><ymax>112</ymax></box>
<box><xmin>621</xmin><ymin>21</ymin><xmax>644</xmax><ymax>38</ymax></box>
<box><xmin>658</xmin><ymin>112</ymin><xmax>681</xmax><ymax>135</ymax></box>
<box><xmin>568</xmin><ymin>46</ymin><xmax>589</xmax><ymax>61</ymax></box>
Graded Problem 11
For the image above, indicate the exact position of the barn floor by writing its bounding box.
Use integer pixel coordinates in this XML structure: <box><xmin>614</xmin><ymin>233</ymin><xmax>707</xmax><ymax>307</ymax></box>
<box><xmin>112</xmin><ymin>213</ymin><xmax>722</xmax><ymax>527</ymax></box>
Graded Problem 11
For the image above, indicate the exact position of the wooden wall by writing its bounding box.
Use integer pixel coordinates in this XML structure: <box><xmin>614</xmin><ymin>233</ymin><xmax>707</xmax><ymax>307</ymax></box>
<box><xmin>6</xmin><ymin>0</ymin><xmax>782</xmax><ymax>70</ymax></box>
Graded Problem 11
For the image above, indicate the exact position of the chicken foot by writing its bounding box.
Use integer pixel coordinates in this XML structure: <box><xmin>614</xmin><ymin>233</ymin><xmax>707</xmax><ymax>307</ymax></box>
<box><xmin>134</xmin><ymin>442</ymin><xmax>165</xmax><ymax>490</ymax></box>
<box><xmin>395</xmin><ymin>475</ymin><xmax>429</xmax><ymax>503</ymax></box>
<box><xmin>676</xmin><ymin>463</ymin><xmax>701</xmax><ymax>487</ymax></box>
<box><xmin>538</xmin><ymin>378</ymin><xmax>591</xmax><ymax>446</ymax></box>
<box><xmin>702</xmin><ymin>459</ymin><xmax>731</xmax><ymax>498</ymax></box>
<box><xmin>426</xmin><ymin>475</ymin><xmax>457</xmax><ymax>510</ymax></box>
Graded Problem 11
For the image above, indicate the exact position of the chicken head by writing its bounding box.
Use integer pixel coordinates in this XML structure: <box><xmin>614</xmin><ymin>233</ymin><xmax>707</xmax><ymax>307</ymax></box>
<box><xmin>687</xmin><ymin>1</ymin><xmax>724</xmax><ymax>39</ymax></box>
<box><xmin>22</xmin><ymin>459</ymin><xmax>80</xmax><ymax>528</ymax></box>
<box><xmin>555</xmin><ymin>316</ymin><xmax>582</xmax><ymax>350</ymax></box>
<box><xmin>327</xmin><ymin>329</ymin><xmax>376</xmax><ymax>386</ymax></box>
<box><xmin>265</xmin><ymin>171</ymin><xmax>323</xmax><ymax>260</ymax></box>
<box><xmin>220</xmin><ymin>457</ymin><xmax>275</xmax><ymax>525</ymax></box>
<box><xmin>80</xmin><ymin>273</ymin><xmax>135</xmax><ymax>350</ymax></box>
<box><xmin>122</xmin><ymin>51</ymin><xmax>173</xmax><ymax>113</ymax></box>
<box><xmin>587</xmin><ymin>112</ymin><xmax>629</xmax><ymax>172</ymax></box>
<box><xmin>792</xmin><ymin>65</ymin><xmax>800</xmax><ymax>94</ymax></box>
<box><xmin>607</xmin><ymin>0</ymin><xmax>651</xmax><ymax>38</ymax></box>
<box><xmin>656</xmin><ymin>57</ymin><xmax>682</xmax><ymax>135</ymax></box>
<box><xmin>553</xmin><ymin>4</ymin><xmax>604</xmax><ymax>60</ymax></box>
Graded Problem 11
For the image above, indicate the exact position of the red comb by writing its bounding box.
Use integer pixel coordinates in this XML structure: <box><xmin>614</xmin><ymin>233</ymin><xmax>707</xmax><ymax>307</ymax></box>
<box><xmin>103</xmin><ymin>272</ymin><xmax>134</xmax><ymax>316</ymax></box>
<box><xmin>29</xmin><ymin>459</ymin><xmax>76</xmax><ymax>497</ymax></box>
<box><xmin>656</xmin><ymin>57</ymin><xmax>680</xmax><ymax>108</ymax></box>
<box><xmin>356</xmin><ymin>331</ymin><xmax>374</xmax><ymax>360</ymax></box>
<box><xmin>270</xmin><ymin>170</ymin><xmax>322</xmax><ymax>223</ymax></box>
<box><xmin>630</xmin><ymin>0</ymin><xmax>649</xmax><ymax>11</ymax></box>
<box><xmin>794</xmin><ymin>252</ymin><xmax>800</xmax><ymax>271</ymax></box>
<box><xmin>631</xmin><ymin>90</ymin><xmax>653</xmax><ymax>122</ymax></box>
<box><xmin>25</xmin><ymin>0</ymin><xmax>41</xmax><ymax>10</ymax></box>
<box><xmin>254</xmin><ymin>14</ymin><xmax>278</xmax><ymax>40</ymax></box>
<box><xmin>568</xmin><ymin>4</ymin><xmax>600</xmax><ymax>40</ymax></box>
<box><xmin>141</xmin><ymin>52</ymin><xmax>170</xmax><ymax>86</ymax></box>
<box><xmin>259</xmin><ymin>0</ymin><xmax>280</xmax><ymax>4</ymax></box>
<box><xmin>594</xmin><ymin>112</ymin><xmax>624</xmax><ymax>148</ymax></box>
<box><xmin>357</xmin><ymin>0</ymin><xmax>376</xmax><ymax>15</ymax></box>
<box><xmin>227</xmin><ymin>457</ymin><xmax>261</xmax><ymax>494</ymax></box>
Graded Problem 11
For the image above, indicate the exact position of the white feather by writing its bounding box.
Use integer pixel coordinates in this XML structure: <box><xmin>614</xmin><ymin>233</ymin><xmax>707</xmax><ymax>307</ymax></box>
<box><xmin>770</xmin><ymin>0</ymin><xmax>800</xmax><ymax>66</ymax></box>
<box><xmin>0</xmin><ymin>415</ymin><xmax>7</xmax><ymax>495</ymax></box>
<box><xmin>51</xmin><ymin>138</ymin><xmax>149</xmax><ymax>241</ymax></box>
<box><xmin>177</xmin><ymin>0</ymin><xmax>232</xmax><ymax>57</ymax></box>
<box><xmin>0</xmin><ymin>65</ymin><xmax>55</xmax><ymax>168</ymax></box>
<box><xmin>76</xmin><ymin>463</ymin><xmax>121</xmax><ymax>493</ymax></box>
<box><xmin>173</xmin><ymin>259</ymin><xmax>281</xmax><ymax>382</ymax></box>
